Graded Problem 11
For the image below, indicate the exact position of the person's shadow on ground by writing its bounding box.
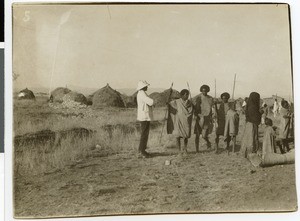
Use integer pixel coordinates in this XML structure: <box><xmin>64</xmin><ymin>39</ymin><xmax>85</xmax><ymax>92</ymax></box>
<box><xmin>149</xmin><ymin>152</ymin><xmax>178</xmax><ymax>157</ymax></box>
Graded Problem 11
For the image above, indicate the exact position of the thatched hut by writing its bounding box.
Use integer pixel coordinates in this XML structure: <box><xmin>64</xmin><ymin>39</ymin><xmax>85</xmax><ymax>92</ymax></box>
<box><xmin>92</xmin><ymin>84</ymin><xmax>125</xmax><ymax>108</ymax></box>
<box><xmin>149</xmin><ymin>88</ymin><xmax>180</xmax><ymax>107</ymax></box>
<box><xmin>86</xmin><ymin>94</ymin><xmax>93</xmax><ymax>106</ymax></box>
<box><xmin>50</xmin><ymin>87</ymin><xmax>71</xmax><ymax>103</ymax></box>
<box><xmin>17</xmin><ymin>88</ymin><xmax>35</xmax><ymax>100</ymax></box>
<box><xmin>121</xmin><ymin>91</ymin><xmax>138</xmax><ymax>108</ymax></box>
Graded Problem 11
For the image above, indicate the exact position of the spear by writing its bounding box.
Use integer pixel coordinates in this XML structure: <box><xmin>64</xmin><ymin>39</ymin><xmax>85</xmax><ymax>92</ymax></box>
<box><xmin>159</xmin><ymin>83</ymin><xmax>173</xmax><ymax>144</ymax></box>
<box><xmin>187</xmin><ymin>82</ymin><xmax>192</xmax><ymax>100</ymax></box>
<box><xmin>214</xmin><ymin>78</ymin><xmax>217</xmax><ymax>102</ymax></box>
<box><xmin>186</xmin><ymin>81</ymin><xmax>195</xmax><ymax>129</ymax></box>
<box><xmin>232</xmin><ymin>74</ymin><xmax>237</xmax><ymax>100</ymax></box>
<box><xmin>214</xmin><ymin>79</ymin><xmax>217</xmax><ymax>99</ymax></box>
<box><xmin>213</xmin><ymin>79</ymin><xmax>218</xmax><ymax>130</ymax></box>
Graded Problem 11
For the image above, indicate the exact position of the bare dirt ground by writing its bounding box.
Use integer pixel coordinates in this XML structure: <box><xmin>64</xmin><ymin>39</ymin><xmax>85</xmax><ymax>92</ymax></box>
<box><xmin>13</xmin><ymin>98</ymin><xmax>297</xmax><ymax>218</ymax></box>
<box><xmin>14</xmin><ymin>139</ymin><xmax>297</xmax><ymax>218</ymax></box>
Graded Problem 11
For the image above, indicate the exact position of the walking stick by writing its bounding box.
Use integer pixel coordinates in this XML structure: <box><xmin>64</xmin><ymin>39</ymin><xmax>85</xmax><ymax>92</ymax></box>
<box><xmin>159</xmin><ymin>83</ymin><xmax>173</xmax><ymax>144</ymax></box>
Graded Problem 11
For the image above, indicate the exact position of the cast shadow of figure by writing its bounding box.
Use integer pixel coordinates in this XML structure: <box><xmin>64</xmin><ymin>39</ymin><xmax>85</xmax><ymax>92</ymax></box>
<box><xmin>196</xmin><ymin>148</ymin><xmax>216</xmax><ymax>154</ymax></box>
<box><xmin>226</xmin><ymin>144</ymin><xmax>241</xmax><ymax>153</ymax></box>
<box><xmin>149</xmin><ymin>152</ymin><xmax>179</xmax><ymax>157</ymax></box>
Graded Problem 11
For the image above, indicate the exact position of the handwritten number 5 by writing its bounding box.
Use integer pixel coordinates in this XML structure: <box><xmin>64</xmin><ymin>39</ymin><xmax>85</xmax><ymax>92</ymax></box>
<box><xmin>23</xmin><ymin>11</ymin><xmax>30</xmax><ymax>22</ymax></box>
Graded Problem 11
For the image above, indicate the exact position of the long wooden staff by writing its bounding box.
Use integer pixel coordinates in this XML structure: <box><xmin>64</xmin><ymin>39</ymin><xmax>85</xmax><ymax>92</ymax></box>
<box><xmin>214</xmin><ymin>79</ymin><xmax>217</xmax><ymax>99</ymax></box>
<box><xmin>232</xmin><ymin>74</ymin><xmax>237</xmax><ymax>100</ymax></box>
<box><xmin>186</xmin><ymin>82</ymin><xmax>195</xmax><ymax>131</ymax></box>
<box><xmin>187</xmin><ymin>81</ymin><xmax>194</xmax><ymax>112</ymax></box>
<box><xmin>159</xmin><ymin>83</ymin><xmax>173</xmax><ymax>144</ymax></box>
<box><xmin>214</xmin><ymin>79</ymin><xmax>218</xmax><ymax>129</ymax></box>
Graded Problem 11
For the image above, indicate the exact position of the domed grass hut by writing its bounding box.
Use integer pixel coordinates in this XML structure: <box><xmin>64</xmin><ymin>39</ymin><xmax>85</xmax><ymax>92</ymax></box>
<box><xmin>92</xmin><ymin>84</ymin><xmax>125</xmax><ymax>108</ymax></box>
<box><xmin>149</xmin><ymin>88</ymin><xmax>180</xmax><ymax>107</ymax></box>
<box><xmin>50</xmin><ymin>87</ymin><xmax>71</xmax><ymax>103</ymax></box>
<box><xmin>121</xmin><ymin>91</ymin><xmax>138</xmax><ymax>108</ymax></box>
<box><xmin>62</xmin><ymin>91</ymin><xmax>88</xmax><ymax>105</ymax></box>
<box><xmin>86</xmin><ymin>94</ymin><xmax>93</xmax><ymax>106</ymax></box>
<box><xmin>17</xmin><ymin>88</ymin><xmax>35</xmax><ymax>100</ymax></box>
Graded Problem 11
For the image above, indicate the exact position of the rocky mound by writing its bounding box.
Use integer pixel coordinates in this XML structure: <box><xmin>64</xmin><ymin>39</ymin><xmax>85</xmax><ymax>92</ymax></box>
<box><xmin>62</xmin><ymin>91</ymin><xmax>88</xmax><ymax>105</ymax></box>
<box><xmin>50</xmin><ymin>87</ymin><xmax>72</xmax><ymax>103</ymax></box>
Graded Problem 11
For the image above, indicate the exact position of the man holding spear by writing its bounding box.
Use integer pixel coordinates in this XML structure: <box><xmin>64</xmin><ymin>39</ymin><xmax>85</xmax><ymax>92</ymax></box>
<box><xmin>214</xmin><ymin>74</ymin><xmax>239</xmax><ymax>154</ymax></box>
<box><xmin>167</xmin><ymin>89</ymin><xmax>194</xmax><ymax>154</ymax></box>
<box><xmin>214</xmin><ymin>92</ymin><xmax>239</xmax><ymax>154</ymax></box>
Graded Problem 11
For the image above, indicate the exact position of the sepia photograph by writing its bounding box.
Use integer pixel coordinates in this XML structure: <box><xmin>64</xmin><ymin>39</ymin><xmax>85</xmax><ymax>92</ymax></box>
<box><xmin>12</xmin><ymin>2</ymin><xmax>296</xmax><ymax>218</ymax></box>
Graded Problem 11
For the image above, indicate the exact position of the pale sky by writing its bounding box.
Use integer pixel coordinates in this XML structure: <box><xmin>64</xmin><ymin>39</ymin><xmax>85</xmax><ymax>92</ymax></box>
<box><xmin>13</xmin><ymin>3</ymin><xmax>293</xmax><ymax>99</ymax></box>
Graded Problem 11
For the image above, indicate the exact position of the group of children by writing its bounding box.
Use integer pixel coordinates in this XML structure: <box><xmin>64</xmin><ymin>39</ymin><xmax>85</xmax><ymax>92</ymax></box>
<box><xmin>262</xmin><ymin>99</ymin><xmax>294</xmax><ymax>155</ymax></box>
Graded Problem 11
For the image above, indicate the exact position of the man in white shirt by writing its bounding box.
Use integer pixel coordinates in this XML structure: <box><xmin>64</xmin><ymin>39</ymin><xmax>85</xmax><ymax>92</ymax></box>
<box><xmin>136</xmin><ymin>81</ymin><xmax>154</xmax><ymax>158</ymax></box>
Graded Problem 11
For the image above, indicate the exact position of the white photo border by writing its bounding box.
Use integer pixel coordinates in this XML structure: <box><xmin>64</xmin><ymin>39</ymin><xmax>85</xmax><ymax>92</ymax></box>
<box><xmin>4</xmin><ymin>0</ymin><xmax>300</xmax><ymax>221</ymax></box>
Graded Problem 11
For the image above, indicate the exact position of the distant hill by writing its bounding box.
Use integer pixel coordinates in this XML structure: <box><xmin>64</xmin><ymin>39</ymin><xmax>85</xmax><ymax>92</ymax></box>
<box><xmin>118</xmin><ymin>88</ymin><xmax>165</xmax><ymax>96</ymax></box>
<box><xmin>14</xmin><ymin>86</ymin><xmax>49</xmax><ymax>94</ymax></box>
<box><xmin>14</xmin><ymin>85</ymin><xmax>292</xmax><ymax>103</ymax></box>
<box><xmin>14</xmin><ymin>85</ymin><xmax>98</xmax><ymax>96</ymax></box>
<box><xmin>67</xmin><ymin>85</ymin><xmax>98</xmax><ymax>96</ymax></box>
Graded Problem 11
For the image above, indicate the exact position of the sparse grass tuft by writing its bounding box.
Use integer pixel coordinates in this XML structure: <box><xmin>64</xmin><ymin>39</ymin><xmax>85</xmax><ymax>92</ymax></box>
<box><xmin>15</xmin><ymin>134</ymin><xmax>95</xmax><ymax>175</ymax></box>
<box><xmin>14</xmin><ymin>96</ymin><xmax>167</xmax><ymax>175</ymax></box>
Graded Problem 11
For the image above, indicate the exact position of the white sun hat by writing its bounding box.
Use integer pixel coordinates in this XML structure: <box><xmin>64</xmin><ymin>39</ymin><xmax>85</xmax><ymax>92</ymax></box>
<box><xmin>137</xmin><ymin>80</ymin><xmax>150</xmax><ymax>91</ymax></box>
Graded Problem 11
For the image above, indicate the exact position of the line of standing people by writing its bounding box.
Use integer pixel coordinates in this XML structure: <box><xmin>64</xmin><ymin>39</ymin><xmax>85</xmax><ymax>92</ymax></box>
<box><xmin>136</xmin><ymin>80</ymin><xmax>239</xmax><ymax>158</ymax></box>
<box><xmin>135</xmin><ymin>80</ymin><xmax>293</xmax><ymax>159</ymax></box>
